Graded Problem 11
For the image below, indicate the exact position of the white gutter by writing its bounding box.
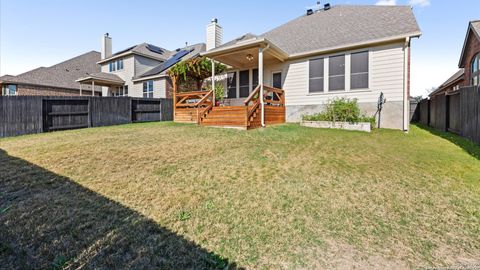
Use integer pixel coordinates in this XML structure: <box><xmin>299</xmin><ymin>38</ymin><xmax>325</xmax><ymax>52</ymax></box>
<box><xmin>403</xmin><ymin>37</ymin><xmax>411</xmax><ymax>132</ymax></box>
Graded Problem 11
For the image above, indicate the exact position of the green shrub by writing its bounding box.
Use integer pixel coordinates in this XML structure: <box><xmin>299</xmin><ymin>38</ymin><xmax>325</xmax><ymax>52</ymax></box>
<box><xmin>302</xmin><ymin>98</ymin><xmax>376</xmax><ymax>127</ymax></box>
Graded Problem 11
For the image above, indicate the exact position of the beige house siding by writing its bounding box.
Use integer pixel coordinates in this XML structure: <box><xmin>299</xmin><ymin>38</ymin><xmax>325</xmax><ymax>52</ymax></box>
<box><xmin>223</xmin><ymin>41</ymin><xmax>407</xmax><ymax>129</ymax></box>
<box><xmin>132</xmin><ymin>78</ymin><xmax>167</xmax><ymax>98</ymax></box>
<box><xmin>100</xmin><ymin>55</ymin><xmax>135</xmax><ymax>96</ymax></box>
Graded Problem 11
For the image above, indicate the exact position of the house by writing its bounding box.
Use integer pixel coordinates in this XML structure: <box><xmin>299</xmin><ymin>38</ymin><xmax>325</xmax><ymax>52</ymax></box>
<box><xmin>0</xmin><ymin>51</ymin><xmax>102</xmax><ymax>96</ymax></box>
<box><xmin>429</xmin><ymin>20</ymin><xmax>480</xmax><ymax>98</ymax></box>
<box><xmin>76</xmin><ymin>34</ymin><xmax>205</xmax><ymax>98</ymax></box>
<box><xmin>176</xmin><ymin>5</ymin><xmax>421</xmax><ymax>130</ymax></box>
<box><xmin>428</xmin><ymin>69</ymin><xmax>465</xmax><ymax>98</ymax></box>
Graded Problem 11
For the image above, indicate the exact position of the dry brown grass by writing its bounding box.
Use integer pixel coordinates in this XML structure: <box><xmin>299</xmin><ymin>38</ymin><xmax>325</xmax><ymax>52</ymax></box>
<box><xmin>1</xmin><ymin>122</ymin><xmax>479</xmax><ymax>269</ymax></box>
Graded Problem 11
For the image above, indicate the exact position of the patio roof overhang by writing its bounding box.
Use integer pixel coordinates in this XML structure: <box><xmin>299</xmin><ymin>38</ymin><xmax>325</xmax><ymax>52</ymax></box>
<box><xmin>201</xmin><ymin>38</ymin><xmax>289</xmax><ymax>69</ymax></box>
<box><xmin>76</xmin><ymin>72</ymin><xmax>125</xmax><ymax>87</ymax></box>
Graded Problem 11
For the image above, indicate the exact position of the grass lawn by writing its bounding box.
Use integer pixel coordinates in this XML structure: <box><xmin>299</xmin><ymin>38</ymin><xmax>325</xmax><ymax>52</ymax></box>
<box><xmin>1</xmin><ymin>122</ymin><xmax>479</xmax><ymax>269</ymax></box>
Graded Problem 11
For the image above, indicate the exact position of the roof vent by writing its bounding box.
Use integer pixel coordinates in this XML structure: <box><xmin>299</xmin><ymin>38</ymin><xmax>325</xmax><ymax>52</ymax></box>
<box><xmin>306</xmin><ymin>9</ymin><xmax>314</xmax><ymax>15</ymax></box>
<box><xmin>324</xmin><ymin>3</ymin><xmax>331</xmax><ymax>10</ymax></box>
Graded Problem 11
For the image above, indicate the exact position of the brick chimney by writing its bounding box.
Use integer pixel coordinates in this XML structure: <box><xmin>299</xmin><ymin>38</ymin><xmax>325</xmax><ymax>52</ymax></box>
<box><xmin>101</xmin><ymin>33</ymin><xmax>112</xmax><ymax>59</ymax></box>
<box><xmin>206</xmin><ymin>18</ymin><xmax>222</xmax><ymax>51</ymax></box>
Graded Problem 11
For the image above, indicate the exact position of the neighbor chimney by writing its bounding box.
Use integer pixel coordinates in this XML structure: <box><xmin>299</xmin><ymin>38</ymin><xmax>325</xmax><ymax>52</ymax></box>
<box><xmin>101</xmin><ymin>33</ymin><xmax>112</xmax><ymax>59</ymax></box>
<box><xmin>206</xmin><ymin>18</ymin><xmax>222</xmax><ymax>51</ymax></box>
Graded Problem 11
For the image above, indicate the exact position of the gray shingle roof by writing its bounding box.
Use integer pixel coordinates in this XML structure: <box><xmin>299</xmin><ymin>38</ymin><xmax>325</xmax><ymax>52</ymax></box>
<box><xmin>0</xmin><ymin>51</ymin><xmax>101</xmax><ymax>91</ymax></box>
<box><xmin>215</xmin><ymin>5</ymin><xmax>421</xmax><ymax>56</ymax></box>
<box><xmin>104</xmin><ymin>43</ymin><xmax>174</xmax><ymax>62</ymax></box>
<box><xmin>262</xmin><ymin>5</ymin><xmax>421</xmax><ymax>55</ymax></box>
<box><xmin>79</xmin><ymin>72</ymin><xmax>124</xmax><ymax>84</ymax></box>
<box><xmin>135</xmin><ymin>43</ymin><xmax>206</xmax><ymax>79</ymax></box>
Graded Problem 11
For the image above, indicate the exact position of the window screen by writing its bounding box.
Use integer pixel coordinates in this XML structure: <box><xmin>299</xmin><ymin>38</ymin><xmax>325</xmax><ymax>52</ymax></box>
<box><xmin>227</xmin><ymin>72</ymin><xmax>237</xmax><ymax>98</ymax></box>
<box><xmin>351</xmin><ymin>51</ymin><xmax>369</xmax><ymax>89</ymax></box>
<box><xmin>329</xmin><ymin>55</ymin><xmax>345</xmax><ymax>91</ymax></box>
<box><xmin>309</xmin><ymin>58</ymin><xmax>324</xmax><ymax>93</ymax></box>
<box><xmin>239</xmin><ymin>70</ymin><xmax>249</xmax><ymax>98</ymax></box>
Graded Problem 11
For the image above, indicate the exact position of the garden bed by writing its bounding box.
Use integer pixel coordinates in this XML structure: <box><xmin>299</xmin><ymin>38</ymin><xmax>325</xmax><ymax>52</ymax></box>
<box><xmin>301</xmin><ymin>120</ymin><xmax>371</xmax><ymax>132</ymax></box>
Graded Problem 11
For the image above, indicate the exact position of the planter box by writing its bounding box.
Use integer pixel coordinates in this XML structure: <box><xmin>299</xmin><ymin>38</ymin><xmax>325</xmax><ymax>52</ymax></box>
<box><xmin>301</xmin><ymin>120</ymin><xmax>371</xmax><ymax>133</ymax></box>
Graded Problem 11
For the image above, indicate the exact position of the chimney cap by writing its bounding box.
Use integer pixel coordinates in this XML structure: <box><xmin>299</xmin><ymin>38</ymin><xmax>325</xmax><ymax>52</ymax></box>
<box><xmin>104</xmin><ymin>33</ymin><xmax>110</xmax><ymax>37</ymax></box>
<box><xmin>211</xmin><ymin>18</ymin><xmax>218</xmax><ymax>23</ymax></box>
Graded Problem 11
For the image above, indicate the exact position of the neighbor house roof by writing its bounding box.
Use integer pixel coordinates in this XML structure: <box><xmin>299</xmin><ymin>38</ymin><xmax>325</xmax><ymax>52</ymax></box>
<box><xmin>133</xmin><ymin>43</ymin><xmax>206</xmax><ymax>81</ymax></box>
<box><xmin>459</xmin><ymin>20</ymin><xmax>480</xmax><ymax>68</ymax></box>
<box><xmin>210</xmin><ymin>5</ymin><xmax>421</xmax><ymax>58</ymax></box>
<box><xmin>429</xmin><ymin>69</ymin><xmax>465</xmax><ymax>97</ymax></box>
<box><xmin>98</xmin><ymin>43</ymin><xmax>173</xmax><ymax>64</ymax></box>
<box><xmin>0</xmin><ymin>51</ymin><xmax>101</xmax><ymax>91</ymax></box>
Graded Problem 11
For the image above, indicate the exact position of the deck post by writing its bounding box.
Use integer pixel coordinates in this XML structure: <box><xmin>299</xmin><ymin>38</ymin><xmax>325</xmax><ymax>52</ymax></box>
<box><xmin>79</xmin><ymin>83</ymin><xmax>82</xmax><ymax>96</ymax></box>
<box><xmin>259</xmin><ymin>47</ymin><xmax>265</xmax><ymax>127</ymax></box>
<box><xmin>211</xmin><ymin>59</ymin><xmax>215</xmax><ymax>106</ymax></box>
<box><xmin>91</xmin><ymin>81</ymin><xmax>95</xmax><ymax>96</ymax></box>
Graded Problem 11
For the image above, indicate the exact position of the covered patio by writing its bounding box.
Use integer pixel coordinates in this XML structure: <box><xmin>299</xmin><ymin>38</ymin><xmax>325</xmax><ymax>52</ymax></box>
<box><xmin>76</xmin><ymin>72</ymin><xmax>125</xmax><ymax>96</ymax></box>
<box><xmin>173</xmin><ymin>38</ymin><xmax>288</xmax><ymax>129</ymax></box>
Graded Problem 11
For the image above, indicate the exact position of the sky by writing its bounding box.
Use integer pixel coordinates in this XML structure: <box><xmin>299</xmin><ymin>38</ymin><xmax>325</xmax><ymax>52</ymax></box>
<box><xmin>0</xmin><ymin>0</ymin><xmax>479</xmax><ymax>97</ymax></box>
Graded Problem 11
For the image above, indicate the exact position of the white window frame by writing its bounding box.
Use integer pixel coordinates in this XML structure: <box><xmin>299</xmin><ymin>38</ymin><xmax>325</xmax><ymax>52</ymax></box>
<box><xmin>307</xmin><ymin>49</ymin><xmax>372</xmax><ymax>96</ymax></box>
<box><xmin>143</xmin><ymin>80</ymin><xmax>154</xmax><ymax>98</ymax></box>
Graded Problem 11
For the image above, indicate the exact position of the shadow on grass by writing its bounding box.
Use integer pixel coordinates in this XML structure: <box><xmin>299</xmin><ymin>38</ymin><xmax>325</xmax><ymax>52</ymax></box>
<box><xmin>0</xmin><ymin>149</ymin><xmax>240</xmax><ymax>269</ymax></box>
<box><xmin>414</xmin><ymin>123</ymin><xmax>480</xmax><ymax>160</ymax></box>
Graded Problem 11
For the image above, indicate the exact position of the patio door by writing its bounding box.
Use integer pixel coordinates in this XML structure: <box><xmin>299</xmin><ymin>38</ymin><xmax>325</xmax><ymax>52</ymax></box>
<box><xmin>239</xmin><ymin>70</ymin><xmax>249</xmax><ymax>98</ymax></box>
<box><xmin>227</xmin><ymin>72</ymin><xmax>237</xmax><ymax>98</ymax></box>
<box><xmin>272</xmin><ymin>72</ymin><xmax>282</xmax><ymax>101</ymax></box>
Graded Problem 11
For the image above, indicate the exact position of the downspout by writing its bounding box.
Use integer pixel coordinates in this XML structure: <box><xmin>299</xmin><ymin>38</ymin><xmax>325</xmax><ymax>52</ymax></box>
<box><xmin>260</xmin><ymin>43</ymin><xmax>271</xmax><ymax>127</ymax></box>
<box><xmin>403</xmin><ymin>37</ymin><xmax>410</xmax><ymax>132</ymax></box>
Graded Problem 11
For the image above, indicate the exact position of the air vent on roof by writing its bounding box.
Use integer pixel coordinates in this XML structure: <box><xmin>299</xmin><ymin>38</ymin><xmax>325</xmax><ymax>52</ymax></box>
<box><xmin>324</xmin><ymin>3</ymin><xmax>331</xmax><ymax>10</ymax></box>
<box><xmin>306</xmin><ymin>9</ymin><xmax>314</xmax><ymax>15</ymax></box>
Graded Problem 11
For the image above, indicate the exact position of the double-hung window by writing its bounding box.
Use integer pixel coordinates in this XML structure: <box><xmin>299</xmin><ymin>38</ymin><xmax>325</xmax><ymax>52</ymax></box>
<box><xmin>351</xmin><ymin>51</ymin><xmax>369</xmax><ymax>89</ymax></box>
<box><xmin>309</xmin><ymin>58</ymin><xmax>324</xmax><ymax>93</ymax></box>
<box><xmin>117</xmin><ymin>59</ymin><xmax>124</xmax><ymax>70</ymax></box>
<box><xmin>329</xmin><ymin>55</ymin><xmax>345</xmax><ymax>91</ymax></box>
<box><xmin>143</xmin><ymin>80</ymin><xmax>154</xmax><ymax>98</ymax></box>
<box><xmin>109</xmin><ymin>62</ymin><xmax>116</xmax><ymax>72</ymax></box>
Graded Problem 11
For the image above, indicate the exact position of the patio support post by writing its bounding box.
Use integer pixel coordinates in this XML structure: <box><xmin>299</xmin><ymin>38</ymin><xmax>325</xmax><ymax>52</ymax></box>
<box><xmin>259</xmin><ymin>47</ymin><xmax>265</xmax><ymax>127</ymax></box>
<box><xmin>79</xmin><ymin>83</ymin><xmax>82</xmax><ymax>96</ymax></box>
<box><xmin>211</xmin><ymin>59</ymin><xmax>215</xmax><ymax>106</ymax></box>
<box><xmin>91</xmin><ymin>81</ymin><xmax>95</xmax><ymax>97</ymax></box>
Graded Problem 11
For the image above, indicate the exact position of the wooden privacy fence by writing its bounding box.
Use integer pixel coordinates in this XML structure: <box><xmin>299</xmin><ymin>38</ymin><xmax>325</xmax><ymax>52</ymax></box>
<box><xmin>0</xmin><ymin>96</ymin><xmax>173</xmax><ymax>138</ymax></box>
<box><xmin>415</xmin><ymin>86</ymin><xmax>480</xmax><ymax>144</ymax></box>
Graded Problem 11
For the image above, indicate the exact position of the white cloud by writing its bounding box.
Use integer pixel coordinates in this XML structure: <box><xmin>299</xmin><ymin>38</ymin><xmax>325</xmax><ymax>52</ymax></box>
<box><xmin>408</xmin><ymin>0</ymin><xmax>431</xmax><ymax>7</ymax></box>
<box><xmin>375</xmin><ymin>0</ymin><xmax>397</xmax><ymax>6</ymax></box>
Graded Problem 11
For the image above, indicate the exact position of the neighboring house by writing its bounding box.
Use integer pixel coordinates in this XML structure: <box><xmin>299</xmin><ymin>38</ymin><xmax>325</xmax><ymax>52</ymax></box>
<box><xmin>0</xmin><ymin>51</ymin><xmax>101</xmax><ymax>96</ymax></box>
<box><xmin>429</xmin><ymin>20</ymin><xmax>479</xmax><ymax>98</ymax></box>
<box><xmin>77</xmin><ymin>34</ymin><xmax>205</xmax><ymax>98</ymax></box>
<box><xmin>202</xmin><ymin>5</ymin><xmax>421</xmax><ymax>130</ymax></box>
<box><xmin>429</xmin><ymin>69</ymin><xmax>465</xmax><ymax>98</ymax></box>
<box><xmin>459</xmin><ymin>20</ymin><xmax>480</xmax><ymax>88</ymax></box>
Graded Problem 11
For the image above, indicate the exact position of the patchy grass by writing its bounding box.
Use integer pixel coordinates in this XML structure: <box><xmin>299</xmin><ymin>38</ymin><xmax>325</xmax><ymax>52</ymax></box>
<box><xmin>1</xmin><ymin>122</ymin><xmax>479</xmax><ymax>269</ymax></box>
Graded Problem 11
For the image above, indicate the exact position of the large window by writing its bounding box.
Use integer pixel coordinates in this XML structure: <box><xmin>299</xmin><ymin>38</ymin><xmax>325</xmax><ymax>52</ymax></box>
<box><xmin>309</xmin><ymin>58</ymin><xmax>324</xmax><ymax>93</ymax></box>
<box><xmin>351</xmin><ymin>51</ymin><xmax>369</xmax><ymax>89</ymax></box>
<box><xmin>2</xmin><ymin>84</ymin><xmax>17</xmax><ymax>96</ymax></box>
<box><xmin>329</xmin><ymin>55</ymin><xmax>345</xmax><ymax>91</ymax></box>
<box><xmin>472</xmin><ymin>53</ymin><xmax>480</xmax><ymax>87</ymax></box>
<box><xmin>227</xmin><ymin>72</ymin><xmax>237</xmax><ymax>98</ymax></box>
<box><xmin>143</xmin><ymin>80</ymin><xmax>154</xmax><ymax>98</ymax></box>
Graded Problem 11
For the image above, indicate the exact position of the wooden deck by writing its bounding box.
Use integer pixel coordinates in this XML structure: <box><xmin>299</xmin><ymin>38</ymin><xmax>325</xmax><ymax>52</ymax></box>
<box><xmin>174</xmin><ymin>85</ymin><xmax>285</xmax><ymax>129</ymax></box>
